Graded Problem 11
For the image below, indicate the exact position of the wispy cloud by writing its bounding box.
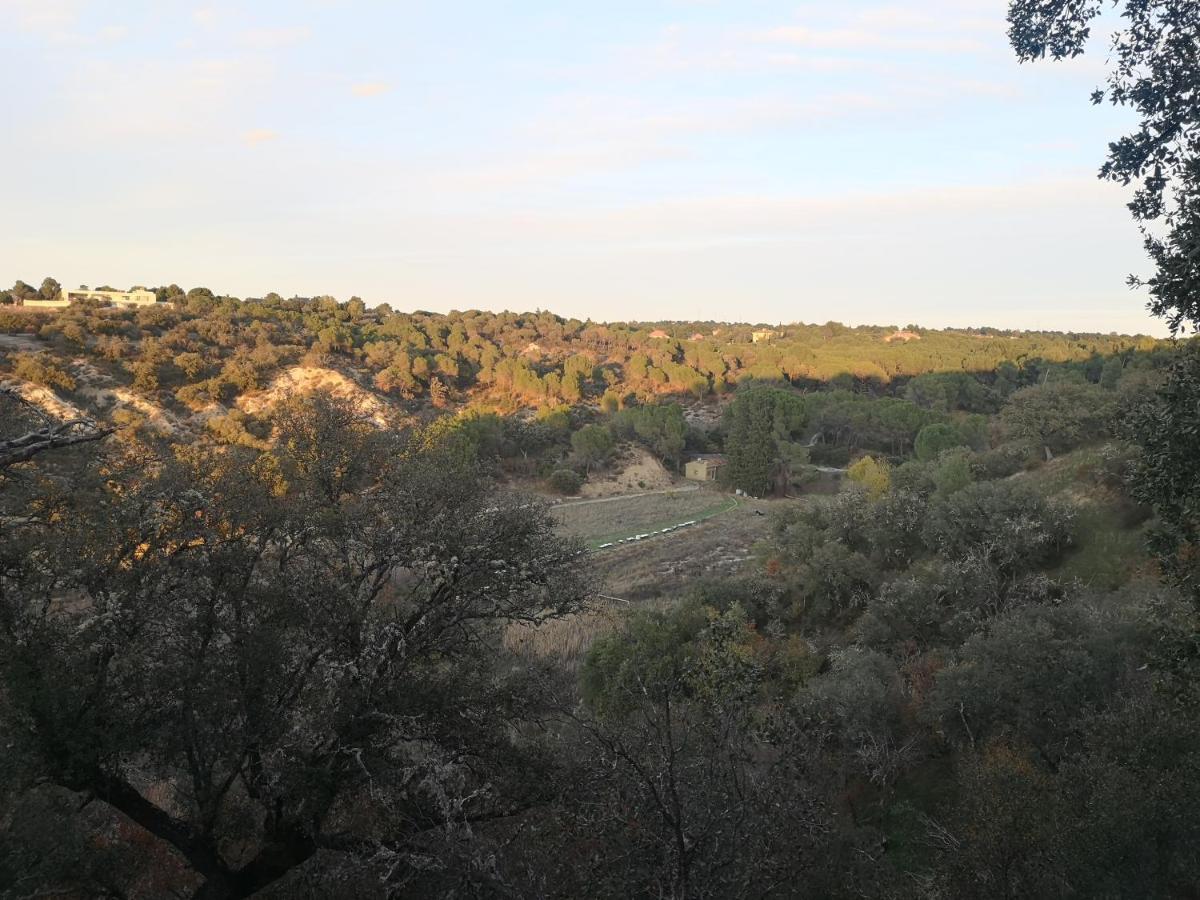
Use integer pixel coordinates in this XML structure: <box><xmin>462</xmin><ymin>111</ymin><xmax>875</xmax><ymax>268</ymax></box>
<box><xmin>760</xmin><ymin>24</ymin><xmax>984</xmax><ymax>54</ymax></box>
<box><xmin>2</xmin><ymin>0</ymin><xmax>82</xmax><ymax>33</ymax></box>
<box><xmin>351</xmin><ymin>81</ymin><xmax>390</xmax><ymax>97</ymax></box>
<box><xmin>236</xmin><ymin>25</ymin><xmax>311</xmax><ymax>49</ymax></box>
<box><xmin>243</xmin><ymin>128</ymin><xmax>279</xmax><ymax>146</ymax></box>
<box><xmin>192</xmin><ymin>7</ymin><xmax>220</xmax><ymax>27</ymax></box>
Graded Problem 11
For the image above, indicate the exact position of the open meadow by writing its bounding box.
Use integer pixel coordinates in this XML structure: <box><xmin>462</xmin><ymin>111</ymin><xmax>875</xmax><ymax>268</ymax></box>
<box><xmin>550</xmin><ymin>484</ymin><xmax>736</xmax><ymax>548</ymax></box>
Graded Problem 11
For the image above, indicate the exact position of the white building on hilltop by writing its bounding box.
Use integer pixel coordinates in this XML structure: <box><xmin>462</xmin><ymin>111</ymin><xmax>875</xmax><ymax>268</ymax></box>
<box><xmin>22</xmin><ymin>288</ymin><xmax>158</xmax><ymax>309</ymax></box>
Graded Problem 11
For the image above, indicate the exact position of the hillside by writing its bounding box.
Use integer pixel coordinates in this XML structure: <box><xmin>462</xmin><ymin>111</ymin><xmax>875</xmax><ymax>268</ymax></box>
<box><xmin>1</xmin><ymin>288</ymin><xmax>1193</xmax><ymax>900</ymax></box>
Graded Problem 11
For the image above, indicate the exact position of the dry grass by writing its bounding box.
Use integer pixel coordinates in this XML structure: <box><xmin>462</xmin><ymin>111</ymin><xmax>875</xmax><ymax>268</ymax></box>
<box><xmin>552</xmin><ymin>487</ymin><xmax>731</xmax><ymax>547</ymax></box>
<box><xmin>584</xmin><ymin>496</ymin><xmax>802</xmax><ymax>598</ymax></box>
<box><xmin>504</xmin><ymin>603</ymin><xmax>624</xmax><ymax>668</ymax></box>
<box><xmin>504</xmin><ymin>595</ymin><xmax>684</xmax><ymax>668</ymax></box>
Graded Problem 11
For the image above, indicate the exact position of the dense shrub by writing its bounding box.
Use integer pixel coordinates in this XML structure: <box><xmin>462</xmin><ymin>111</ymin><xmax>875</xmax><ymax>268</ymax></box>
<box><xmin>548</xmin><ymin>467</ymin><xmax>584</xmax><ymax>495</ymax></box>
<box><xmin>10</xmin><ymin>352</ymin><xmax>75</xmax><ymax>391</ymax></box>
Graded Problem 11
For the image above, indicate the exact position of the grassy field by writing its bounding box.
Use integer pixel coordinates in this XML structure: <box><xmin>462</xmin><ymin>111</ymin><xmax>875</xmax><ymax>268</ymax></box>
<box><xmin>583</xmin><ymin>496</ymin><xmax>803</xmax><ymax>598</ymax></box>
<box><xmin>513</xmin><ymin>493</ymin><xmax>798</xmax><ymax>668</ymax></box>
<box><xmin>551</xmin><ymin>487</ymin><xmax>738</xmax><ymax>549</ymax></box>
<box><xmin>1014</xmin><ymin>447</ymin><xmax>1153</xmax><ymax>590</ymax></box>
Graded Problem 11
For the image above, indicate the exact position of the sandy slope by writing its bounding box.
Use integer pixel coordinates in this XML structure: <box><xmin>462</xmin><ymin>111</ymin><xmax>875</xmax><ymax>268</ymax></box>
<box><xmin>579</xmin><ymin>445</ymin><xmax>675</xmax><ymax>498</ymax></box>
<box><xmin>237</xmin><ymin>365</ymin><xmax>391</xmax><ymax>425</ymax></box>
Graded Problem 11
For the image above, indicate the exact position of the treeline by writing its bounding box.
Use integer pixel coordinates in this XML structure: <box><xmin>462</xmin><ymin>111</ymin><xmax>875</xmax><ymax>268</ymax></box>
<box><xmin>716</xmin><ymin>366</ymin><xmax>1154</xmax><ymax>496</ymax></box>
<box><xmin>0</xmin><ymin>277</ymin><xmax>1171</xmax><ymax>413</ymax></box>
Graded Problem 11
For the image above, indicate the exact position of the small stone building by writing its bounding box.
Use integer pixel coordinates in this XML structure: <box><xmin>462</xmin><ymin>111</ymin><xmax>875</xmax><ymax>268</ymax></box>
<box><xmin>685</xmin><ymin>454</ymin><xmax>726</xmax><ymax>482</ymax></box>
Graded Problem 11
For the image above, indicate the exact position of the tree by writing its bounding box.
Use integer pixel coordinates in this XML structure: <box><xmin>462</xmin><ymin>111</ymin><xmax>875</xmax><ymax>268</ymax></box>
<box><xmin>1100</xmin><ymin>355</ymin><xmax>1124</xmax><ymax>390</ymax></box>
<box><xmin>914</xmin><ymin>422</ymin><xmax>967</xmax><ymax>461</ymax></box>
<box><xmin>38</xmin><ymin>277</ymin><xmax>61</xmax><ymax>301</ymax></box>
<box><xmin>999</xmin><ymin>381</ymin><xmax>1112</xmax><ymax>460</ymax></box>
<box><xmin>611</xmin><ymin>403</ymin><xmax>687</xmax><ymax>469</ymax></box>
<box><xmin>921</xmin><ymin>480</ymin><xmax>1074</xmax><ymax>578</ymax></box>
<box><xmin>1009</xmin><ymin>1</ymin><xmax>1200</xmax><ymax>607</ymax></box>
<box><xmin>558</xmin><ymin>602</ymin><xmax>834</xmax><ymax>898</ymax></box>
<box><xmin>1008</xmin><ymin>0</ymin><xmax>1200</xmax><ymax>334</ymax></box>
<box><xmin>9</xmin><ymin>280</ymin><xmax>37</xmax><ymax>304</ymax></box>
<box><xmin>0</xmin><ymin>393</ymin><xmax>587</xmax><ymax>899</ymax></box>
<box><xmin>1129</xmin><ymin>349</ymin><xmax>1200</xmax><ymax>599</ymax></box>
<box><xmin>722</xmin><ymin>386</ymin><xmax>807</xmax><ymax>495</ymax></box>
<box><xmin>570</xmin><ymin>423</ymin><xmax>614</xmax><ymax>472</ymax></box>
<box><xmin>0</xmin><ymin>388</ymin><xmax>111</xmax><ymax>469</ymax></box>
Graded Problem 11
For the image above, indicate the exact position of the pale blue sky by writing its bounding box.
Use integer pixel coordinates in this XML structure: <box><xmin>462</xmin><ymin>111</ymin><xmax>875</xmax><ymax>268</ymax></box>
<box><xmin>0</xmin><ymin>1</ymin><xmax>1164</xmax><ymax>334</ymax></box>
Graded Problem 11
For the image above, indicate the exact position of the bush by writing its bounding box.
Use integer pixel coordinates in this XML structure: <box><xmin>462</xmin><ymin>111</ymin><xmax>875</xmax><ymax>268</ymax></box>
<box><xmin>548</xmin><ymin>467</ymin><xmax>584</xmax><ymax>495</ymax></box>
<box><xmin>922</xmin><ymin>480</ymin><xmax>1074</xmax><ymax>574</ymax></box>
<box><xmin>933</xmin><ymin>448</ymin><xmax>975</xmax><ymax>496</ymax></box>
<box><xmin>975</xmin><ymin>441</ymin><xmax>1036</xmax><ymax>479</ymax></box>
<box><xmin>847</xmin><ymin>455</ymin><xmax>891</xmax><ymax>498</ymax></box>
<box><xmin>11</xmin><ymin>352</ymin><xmax>75</xmax><ymax>391</ymax></box>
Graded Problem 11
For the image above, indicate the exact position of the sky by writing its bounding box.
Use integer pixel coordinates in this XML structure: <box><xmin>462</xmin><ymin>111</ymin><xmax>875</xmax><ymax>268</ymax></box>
<box><xmin>0</xmin><ymin>0</ymin><xmax>1167</xmax><ymax>335</ymax></box>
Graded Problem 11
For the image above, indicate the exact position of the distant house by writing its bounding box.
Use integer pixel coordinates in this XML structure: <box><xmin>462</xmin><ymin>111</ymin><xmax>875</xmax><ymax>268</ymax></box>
<box><xmin>685</xmin><ymin>454</ymin><xmax>726</xmax><ymax>482</ymax></box>
<box><xmin>648</xmin><ymin>329</ymin><xmax>671</xmax><ymax>340</ymax></box>
<box><xmin>884</xmin><ymin>330</ymin><xmax>921</xmax><ymax>343</ymax></box>
<box><xmin>22</xmin><ymin>288</ymin><xmax>158</xmax><ymax>309</ymax></box>
<box><xmin>751</xmin><ymin>330</ymin><xmax>776</xmax><ymax>343</ymax></box>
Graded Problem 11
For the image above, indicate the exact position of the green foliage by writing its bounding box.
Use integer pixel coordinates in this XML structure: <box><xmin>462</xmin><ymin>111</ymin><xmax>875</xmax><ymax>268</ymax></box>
<box><xmin>205</xmin><ymin>410</ymin><xmax>269</xmax><ymax>449</ymax></box>
<box><xmin>570</xmin><ymin>423</ymin><xmax>614</xmax><ymax>471</ymax></box>
<box><xmin>610</xmin><ymin>402</ymin><xmax>686</xmax><ymax>468</ymax></box>
<box><xmin>10</xmin><ymin>353</ymin><xmax>75</xmax><ymax>392</ymax></box>
<box><xmin>932</xmin><ymin>448</ymin><xmax>974</xmax><ymax>497</ymax></box>
<box><xmin>1129</xmin><ymin>350</ymin><xmax>1200</xmax><ymax>599</ymax></box>
<box><xmin>722</xmin><ymin>385</ymin><xmax>807</xmax><ymax>495</ymax></box>
<box><xmin>422</xmin><ymin>410</ymin><xmax>506</xmax><ymax>465</ymax></box>
<box><xmin>928</xmin><ymin>594</ymin><xmax>1147</xmax><ymax>757</ymax></box>
<box><xmin>581</xmin><ymin>601</ymin><xmax>711</xmax><ymax>717</ymax></box>
<box><xmin>914</xmin><ymin>422</ymin><xmax>966</xmax><ymax>461</ymax></box>
<box><xmin>548</xmin><ymin>467</ymin><xmax>584</xmax><ymax>495</ymax></box>
<box><xmin>1000</xmin><ymin>381</ymin><xmax>1116</xmax><ymax>460</ymax></box>
<box><xmin>0</xmin><ymin>393</ymin><xmax>587</xmax><ymax>898</ymax></box>
<box><xmin>905</xmin><ymin>371</ymin><xmax>996</xmax><ymax>413</ymax></box>
<box><xmin>922</xmin><ymin>480</ymin><xmax>1073</xmax><ymax>575</ymax></box>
